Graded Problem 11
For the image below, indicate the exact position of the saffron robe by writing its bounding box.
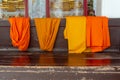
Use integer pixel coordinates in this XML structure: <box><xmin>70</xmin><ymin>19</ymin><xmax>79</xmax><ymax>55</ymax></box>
<box><xmin>64</xmin><ymin>16</ymin><xmax>86</xmax><ymax>53</ymax></box>
<box><xmin>86</xmin><ymin>16</ymin><xmax>110</xmax><ymax>52</ymax></box>
<box><xmin>9</xmin><ymin>17</ymin><xmax>30</xmax><ymax>51</ymax></box>
<box><xmin>34</xmin><ymin>18</ymin><xmax>60</xmax><ymax>51</ymax></box>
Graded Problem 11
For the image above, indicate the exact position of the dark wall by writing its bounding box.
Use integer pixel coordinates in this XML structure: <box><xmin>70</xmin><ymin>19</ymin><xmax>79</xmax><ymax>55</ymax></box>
<box><xmin>0</xmin><ymin>18</ymin><xmax>120</xmax><ymax>52</ymax></box>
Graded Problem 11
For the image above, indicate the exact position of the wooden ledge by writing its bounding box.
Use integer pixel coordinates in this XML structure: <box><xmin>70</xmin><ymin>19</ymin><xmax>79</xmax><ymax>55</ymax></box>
<box><xmin>0</xmin><ymin>18</ymin><xmax>120</xmax><ymax>27</ymax></box>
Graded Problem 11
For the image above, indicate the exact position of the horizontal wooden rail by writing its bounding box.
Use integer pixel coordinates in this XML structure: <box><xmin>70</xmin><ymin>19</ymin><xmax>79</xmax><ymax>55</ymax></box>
<box><xmin>0</xmin><ymin>18</ymin><xmax>120</xmax><ymax>27</ymax></box>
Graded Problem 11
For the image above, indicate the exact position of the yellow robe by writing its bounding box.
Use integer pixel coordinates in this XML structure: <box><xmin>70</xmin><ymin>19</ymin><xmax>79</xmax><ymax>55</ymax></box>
<box><xmin>64</xmin><ymin>16</ymin><xmax>86</xmax><ymax>53</ymax></box>
<box><xmin>34</xmin><ymin>18</ymin><xmax>61</xmax><ymax>51</ymax></box>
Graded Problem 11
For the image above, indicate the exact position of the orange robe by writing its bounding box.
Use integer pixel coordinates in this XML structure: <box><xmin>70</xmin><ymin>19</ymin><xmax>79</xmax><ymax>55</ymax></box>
<box><xmin>34</xmin><ymin>18</ymin><xmax>60</xmax><ymax>51</ymax></box>
<box><xmin>9</xmin><ymin>17</ymin><xmax>30</xmax><ymax>51</ymax></box>
<box><xmin>64</xmin><ymin>16</ymin><xmax>86</xmax><ymax>53</ymax></box>
<box><xmin>86</xmin><ymin>16</ymin><xmax>110</xmax><ymax>52</ymax></box>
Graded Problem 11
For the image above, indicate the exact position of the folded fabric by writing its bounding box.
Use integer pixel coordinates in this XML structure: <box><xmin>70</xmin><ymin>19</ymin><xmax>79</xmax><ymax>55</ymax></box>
<box><xmin>86</xmin><ymin>16</ymin><xmax>110</xmax><ymax>52</ymax></box>
<box><xmin>34</xmin><ymin>18</ymin><xmax>60</xmax><ymax>51</ymax></box>
<box><xmin>9</xmin><ymin>17</ymin><xmax>30</xmax><ymax>51</ymax></box>
<box><xmin>64</xmin><ymin>16</ymin><xmax>86</xmax><ymax>53</ymax></box>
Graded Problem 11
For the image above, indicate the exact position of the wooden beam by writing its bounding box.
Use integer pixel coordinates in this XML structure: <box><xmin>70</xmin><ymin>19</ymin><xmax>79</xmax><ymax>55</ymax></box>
<box><xmin>46</xmin><ymin>0</ymin><xmax>50</xmax><ymax>17</ymax></box>
<box><xmin>24</xmin><ymin>0</ymin><xmax>28</xmax><ymax>17</ymax></box>
<box><xmin>84</xmin><ymin>0</ymin><xmax>88</xmax><ymax>16</ymax></box>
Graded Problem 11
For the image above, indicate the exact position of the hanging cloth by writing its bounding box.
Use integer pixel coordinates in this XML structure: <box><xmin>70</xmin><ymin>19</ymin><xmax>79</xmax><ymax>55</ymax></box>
<box><xmin>64</xmin><ymin>16</ymin><xmax>86</xmax><ymax>53</ymax></box>
<box><xmin>9</xmin><ymin>17</ymin><xmax>30</xmax><ymax>51</ymax></box>
<box><xmin>34</xmin><ymin>18</ymin><xmax>61</xmax><ymax>51</ymax></box>
<box><xmin>86</xmin><ymin>16</ymin><xmax>110</xmax><ymax>52</ymax></box>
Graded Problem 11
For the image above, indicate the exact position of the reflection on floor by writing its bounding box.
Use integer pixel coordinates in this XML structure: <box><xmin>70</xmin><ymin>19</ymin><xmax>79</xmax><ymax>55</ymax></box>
<box><xmin>0</xmin><ymin>52</ymin><xmax>120</xmax><ymax>80</ymax></box>
<box><xmin>0</xmin><ymin>51</ymin><xmax>119</xmax><ymax>66</ymax></box>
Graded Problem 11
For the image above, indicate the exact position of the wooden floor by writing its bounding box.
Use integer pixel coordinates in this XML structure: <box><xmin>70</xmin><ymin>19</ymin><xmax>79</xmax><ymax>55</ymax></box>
<box><xmin>0</xmin><ymin>51</ymin><xmax>120</xmax><ymax>80</ymax></box>
<box><xmin>0</xmin><ymin>51</ymin><xmax>119</xmax><ymax>66</ymax></box>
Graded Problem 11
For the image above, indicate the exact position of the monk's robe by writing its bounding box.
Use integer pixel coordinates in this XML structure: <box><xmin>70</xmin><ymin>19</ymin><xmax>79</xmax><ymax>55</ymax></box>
<box><xmin>86</xmin><ymin>16</ymin><xmax>110</xmax><ymax>52</ymax></box>
<box><xmin>64</xmin><ymin>16</ymin><xmax>86</xmax><ymax>53</ymax></box>
<box><xmin>102</xmin><ymin>17</ymin><xmax>111</xmax><ymax>50</ymax></box>
<box><xmin>34</xmin><ymin>18</ymin><xmax>60</xmax><ymax>51</ymax></box>
<box><xmin>9</xmin><ymin>17</ymin><xmax>30</xmax><ymax>51</ymax></box>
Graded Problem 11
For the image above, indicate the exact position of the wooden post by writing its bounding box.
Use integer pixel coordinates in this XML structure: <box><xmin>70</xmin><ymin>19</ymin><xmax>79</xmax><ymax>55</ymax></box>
<box><xmin>24</xmin><ymin>0</ymin><xmax>28</xmax><ymax>17</ymax></box>
<box><xmin>46</xmin><ymin>0</ymin><xmax>50</xmax><ymax>17</ymax></box>
<box><xmin>84</xmin><ymin>0</ymin><xmax>88</xmax><ymax>16</ymax></box>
